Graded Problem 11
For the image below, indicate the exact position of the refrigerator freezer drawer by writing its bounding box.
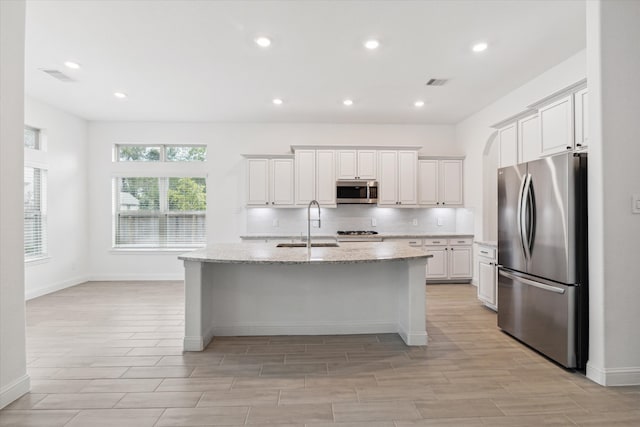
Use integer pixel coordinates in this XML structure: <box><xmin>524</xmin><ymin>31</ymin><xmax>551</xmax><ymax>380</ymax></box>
<box><xmin>497</xmin><ymin>269</ymin><xmax>577</xmax><ymax>368</ymax></box>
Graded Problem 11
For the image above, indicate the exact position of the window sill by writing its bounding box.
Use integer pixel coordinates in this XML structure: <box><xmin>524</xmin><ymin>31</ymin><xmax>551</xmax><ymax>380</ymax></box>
<box><xmin>25</xmin><ymin>256</ymin><xmax>51</xmax><ymax>266</ymax></box>
<box><xmin>110</xmin><ymin>248</ymin><xmax>203</xmax><ymax>255</ymax></box>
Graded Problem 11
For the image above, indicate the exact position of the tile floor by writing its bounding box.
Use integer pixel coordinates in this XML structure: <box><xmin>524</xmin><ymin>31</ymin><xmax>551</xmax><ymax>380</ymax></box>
<box><xmin>1</xmin><ymin>281</ymin><xmax>639</xmax><ymax>426</ymax></box>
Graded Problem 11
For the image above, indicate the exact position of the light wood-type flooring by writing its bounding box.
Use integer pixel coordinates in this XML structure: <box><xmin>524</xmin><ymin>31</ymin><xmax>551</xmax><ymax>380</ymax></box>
<box><xmin>1</xmin><ymin>281</ymin><xmax>639</xmax><ymax>426</ymax></box>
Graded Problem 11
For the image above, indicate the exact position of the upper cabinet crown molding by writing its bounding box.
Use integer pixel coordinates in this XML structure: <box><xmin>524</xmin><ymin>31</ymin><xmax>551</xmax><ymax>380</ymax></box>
<box><xmin>290</xmin><ymin>145</ymin><xmax>422</xmax><ymax>152</ymax></box>
<box><xmin>526</xmin><ymin>78</ymin><xmax>587</xmax><ymax>111</ymax></box>
<box><xmin>243</xmin><ymin>153</ymin><xmax>294</xmax><ymax>159</ymax></box>
<box><xmin>490</xmin><ymin>110</ymin><xmax>534</xmax><ymax>130</ymax></box>
<box><xmin>418</xmin><ymin>155</ymin><xmax>466</xmax><ymax>161</ymax></box>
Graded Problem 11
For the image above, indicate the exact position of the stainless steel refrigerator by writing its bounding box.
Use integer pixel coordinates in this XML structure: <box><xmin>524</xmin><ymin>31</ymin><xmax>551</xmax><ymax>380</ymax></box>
<box><xmin>497</xmin><ymin>152</ymin><xmax>588</xmax><ymax>369</ymax></box>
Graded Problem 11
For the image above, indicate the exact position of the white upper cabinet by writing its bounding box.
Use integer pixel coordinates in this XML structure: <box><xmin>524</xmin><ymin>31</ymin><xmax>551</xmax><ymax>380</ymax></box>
<box><xmin>498</xmin><ymin>123</ymin><xmax>518</xmax><ymax>168</ymax></box>
<box><xmin>295</xmin><ymin>149</ymin><xmax>336</xmax><ymax>207</ymax></box>
<box><xmin>378</xmin><ymin>150</ymin><xmax>417</xmax><ymax>206</ymax></box>
<box><xmin>295</xmin><ymin>150</ymin><xmax>316</xmax><ymax>205</ymax></box>
<box><xmin>539</xmin><ymin>95</ymin><xmax>574</xmax><ymax>157</ymax></box>
<box><xmin>246</xmin><ymin>157</ymin><xmax>294</xmax><ymax>207</ymax></box>
<box><xmin>418</xmin><ymin>158</ymin><xmax>463</xmax><ymax>207</ymax></box>
<box><xmin>518</xmin><ymin>114</ymin><xmax>540</xmax><ymax>164</ymax></box>
<box><xmin>377</xmin><ymin>150</ymin><xmax>399</xmax><ymax>205</ymax></box>
<box><xmin>574</xmin><ymin>88</ymin><xmax>589</xmax><ymax>150</ymax></box>
<box><xmin>397</xmin><ymin>151</ymin><xmax>418</xmax><ymax>205</ymax></box>
<box><xmin>316</xmin><ymin>150</ymin><xmax>336</xmax><ymax>206</ymax></box>
<box><xmin>270</xmin><ymin>158</ymin><xmax>295</xmax><ymax>206</ymax></box>
<box><xmin>439</xmin><ymin>160</ymin><xmax>463</xmax><ymax>206</ymax></box>
<box><xmin>418</xmin><ymin>160</ymin><xmax>438</xmax><ymax>205</ymax></box>
<box><xmin>337</xmin><ymin>150</ymin><xmax>377</xmax><ymax>180</ymax></box>
<box><xmin>246</xmin><ymin>158</ymin><xmax>270</xmax><ymax>206</ymax></box>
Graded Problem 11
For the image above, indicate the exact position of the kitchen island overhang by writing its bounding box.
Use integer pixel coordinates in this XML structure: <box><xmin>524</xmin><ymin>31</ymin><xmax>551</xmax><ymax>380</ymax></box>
<box><xmin>178</xmin><ymin>242</ymin><xmax>432</xmax><ymax>351</ymax></box>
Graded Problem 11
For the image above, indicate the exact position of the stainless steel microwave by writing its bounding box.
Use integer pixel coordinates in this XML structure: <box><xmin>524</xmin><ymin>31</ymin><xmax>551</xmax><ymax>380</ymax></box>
<box><xmin>336</xmin><ymin>180</ymin><xmax>378</xmax><ymax>204</ymax></box>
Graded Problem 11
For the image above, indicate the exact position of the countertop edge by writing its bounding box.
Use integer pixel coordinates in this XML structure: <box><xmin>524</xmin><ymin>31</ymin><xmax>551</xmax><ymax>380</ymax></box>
<box><xmin>178</xmin><ymin>253</ymin><xmax>433</xmax><ymax>264</ymax></box>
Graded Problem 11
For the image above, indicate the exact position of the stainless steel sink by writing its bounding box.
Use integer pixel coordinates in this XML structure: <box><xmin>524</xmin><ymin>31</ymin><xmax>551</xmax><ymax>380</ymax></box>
<box><xmin>276</xmin><ymin>243</ymin><xmax>339</xmax><ymax>248</ymax></box>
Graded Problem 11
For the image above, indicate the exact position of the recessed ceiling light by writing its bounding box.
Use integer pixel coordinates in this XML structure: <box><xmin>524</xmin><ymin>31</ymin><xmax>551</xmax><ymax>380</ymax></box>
<box><xmin>343</xmin><ymin>99</ymin><xmax>354</xmax><ymax>106</ymax></box>
<box><xmin>255</xmin><ymin>37</ymin><xmax>272</xmax><ymax>48</ymax></box>
<box><xmin>64</xmin><ymin>61</ymin><xmax>81</xmax><ymax>70</ymax></box>
<box><xmin>472</xmin><ymin>42</ymin><xmax>488</xmax><ymax>52</ymax></box>
<box><xmin>414</xmin><ymin>100</ymin><xmax>425</xmax><ymax>108</ymax></box>
<box><xmin>272</xmin><ymin>98</ymin><xmax>283</xmax><ymax>105</ymax></box>
<box><xmin>364</xmin><ymin>39</ymin><xmax>380</xmax><ymax>50</ymax></box>
<box><xmin>113</xmin><ymin>92</ymin><xmax>127</xmax><ymax>99</ymax></box>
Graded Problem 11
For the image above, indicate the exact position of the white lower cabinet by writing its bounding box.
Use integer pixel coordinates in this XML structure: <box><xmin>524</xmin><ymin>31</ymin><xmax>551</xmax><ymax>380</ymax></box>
<box><xmin>476</xmin><ymin>244</ymin><xmax>497</xmax><ymax>310</ymax></box>
<box><xmin>386</xmin><ymin>237</ymin><xmax>472</xmax><ymax>282</ymax></box>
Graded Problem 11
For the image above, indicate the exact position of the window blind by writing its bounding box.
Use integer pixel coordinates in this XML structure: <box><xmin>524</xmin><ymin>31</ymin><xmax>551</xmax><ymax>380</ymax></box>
<box><xmin>24</xmin><ymin>167</ymin><xmax>47</xmax><ymax>259</ymax></box>
<box><xmin>114</xmin><ymin>177</ymin><xmax>206</xmax><ymax>248</ymax></box>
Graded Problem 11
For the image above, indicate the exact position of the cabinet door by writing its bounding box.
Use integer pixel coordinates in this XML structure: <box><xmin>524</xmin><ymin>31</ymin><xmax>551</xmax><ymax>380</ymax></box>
<box><xmin>247</xmin><ymin>158</ymin><xmax>270</xmax><ymax>206</ymax></box>
<box><xmin>397</xmin><ymin>151</ymin><xmax>417</xmax><ymax>206</ymax></box>
<box><xmin>295</xmin><ymin>150</ymin><xmax>316</xmax><ymax>205</ymax></box>
<box><xmin>539</xmin><ymin>95</ymin><xmax>574</xmax><ymax>157</ymax></box>
<box><xmin>336</xmin><ymin>150</ymin><xmax>357</xmax><ymax>179</ymax></box>
<box><xmin>357</xmin><ymin>150</ymin><xmax>377</xmax><ymax>180</ymax></box>
<box><xmin>418</xmin><ymin>160</ymin><xmax>438</xmax><ymax>206</ymax></box>
<box><xmin>316</xmin><ymin>150</ymin><xmax>336</xmax><ymax>206</ymax></box>
<box><xmin>439</xmin><ymin>160</ymin><xmax>463</xmax><ymax>206</ymax></box>
<box><xmin>425</xmin><ymin>247</ymin><xmax>448</xmax><ymax>279</ymax></box>
<box><xmin>498</xmin><ymin>123</ymin><xmax>518</xmax><ymax>168</ymax></box>
<box><xmin>478</xmin><ymin>260</ymin><xmax>497</xmax><ymax>308</ymax></box>
<box><xmin>449</xmin><ymin>246</ymin><xmax>472</xmax><ymax>279</ymax></box>
<box><xmin>519</xmin><ymin>114</ymin><xmax>540</xmax><ymax>163</ymax></box>
<box><xmin>574</xmin><ymin>88</ymin><xmax>588</xmax><ymax>150</ymax></box>
<box><xmin>377</xmin><ymin>150</ymin><xmax>398</xmax><ymax>206</ymax></box>
<box><xmin>271</xmin><ymin>158</ymin><xmax>294</xmax><ymax>205</ymax></box>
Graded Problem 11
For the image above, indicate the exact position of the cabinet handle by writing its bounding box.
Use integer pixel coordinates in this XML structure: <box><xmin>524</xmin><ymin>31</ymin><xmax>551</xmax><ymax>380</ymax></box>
<box><xmin>480</xmin><ymin>250</ymin><xmax>489</xmax><ymax>255</ymax></box>
<box><xmin>445</xmin><ymin>248</ymin><xmax>448</xmax><ymax>251</ymax></box>
<box><xmin>576</xmin><ymin>143</ymin><xmax>582</xmax><ymax>147</ymax></box>
<box><xmin>442</xmin><ymin>202</ymin><xmax>446</xmax><ymax>205</ymax></box>
<box><xmin>265</xmin><ymin>202</ymin><xmax>269</xmax><ymax>205</ymax></box>
<box><xmin>399</xmin><ymin>201</ymin><xmax>402</xmax><ymax>205</ymax></box>
<box><xmin>451</xmin><ymin>247</ymin><xmax>454</xmax><ymax>251</ymax></box>
<box><xmin>566</xmin><ymin>146</ymin><xmax>572</xmax><ymax>150</ymax></box>
<box><xmin>272</xmin><ymin>202</ymin><xmax>275</xmax><ymax>205</ymax></box>
<box><xmin>436</xmin><ymin>202</ymin><xmax>440</xmax><ymax>205</ymax></box>
<box><xmin>458</xmin><ymin>240</ymin><xmax>465</xmax><ymax>243</ymax></box>
<box><xmin>433</xmin><ymin>241</ymin><xmax>440</xmax><ymax>244</ymax></box>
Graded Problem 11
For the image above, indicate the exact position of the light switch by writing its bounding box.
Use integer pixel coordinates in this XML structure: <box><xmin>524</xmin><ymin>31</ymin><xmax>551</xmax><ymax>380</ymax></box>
<box><xmin>437</xmin><ymin>217</ymin><xmax>444</xmax><ymax>226</ymax></box>
<box><xmin>272</xmin><ymin>219</ymin><xmax>279</xmax><ymax>227</ymax></box>
<box><xmin>412</xmin><ymin>218</ymin><xmax>418</xmax><ymax>226</ymax></box>
<box><xmin>371</xmin><ymin>218</ymin><xmax>377</xmax><ymax>227</ymax></box>
<box><xmin>633</xmin><ymin>194</ymin><xmax>640</xmax><ymax>214</ymax></box>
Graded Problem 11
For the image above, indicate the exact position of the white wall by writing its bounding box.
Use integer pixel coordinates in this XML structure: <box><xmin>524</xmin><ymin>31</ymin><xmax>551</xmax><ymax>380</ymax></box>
<box><xmin>455</xmin><ymin>49</ymin><xmax>587</xmax><ymax>243</ymax></box>
<box><xmin>87</xmin><ymin>122</ymin><xmax>458</xmax><ymax>279</ymax></box>
<box><xmin>24</xmin><ymin>97</ymin><xmax>89</xmax><ymax>299</ymax></box>
<box><xmin>586</xmin><ymin>0</ymin><xmax>640</xmax><ymax>386</ymax></box>
<box><xmin>0</xmin><ymin>0</ymin><xmax>29</xmax><ymax>409</ymax></box>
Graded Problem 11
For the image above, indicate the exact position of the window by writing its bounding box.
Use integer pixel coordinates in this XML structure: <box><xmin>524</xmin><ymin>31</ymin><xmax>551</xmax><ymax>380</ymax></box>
<box><xmin>114</xmin><ymin>177</ymin><xmax>206</xmax><ymax>248</ymax></box>
<box><xmin>117</xmin><ymin>145</ymin><xmax>206</xmax><ymax>162</ymax></box>
<box><xmin>24</xmin><ymin>167</ymin><xmax>47</xmax><ymax>260</ymax></box>
<box><xmin>24</xmin><ymin>126</ymin><xmax>40</xmax><ymax>150</ymax></box>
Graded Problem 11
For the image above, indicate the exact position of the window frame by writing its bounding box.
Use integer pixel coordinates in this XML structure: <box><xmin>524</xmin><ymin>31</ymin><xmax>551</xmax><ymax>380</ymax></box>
<box><xmin>112</xmin><ymin>176</ymin><xmax>207</xmax><ymax>250</ymax></box>
<box><xmin>115</xmin><ymin>144</ymin><xmax>207</xmax><ymax>163</ymax></box>
<box><xmin>24</xmin><ymin>166</ymin><xmax>48</xmax><ymax>262</ymax></box>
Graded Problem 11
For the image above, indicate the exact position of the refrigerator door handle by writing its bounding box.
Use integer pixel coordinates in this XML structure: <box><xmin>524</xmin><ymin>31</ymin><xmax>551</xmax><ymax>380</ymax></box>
<box><xmin>516</xmin><ymin>173</ymin><xmax>528</xmax><ymax>261</ymax></box>
<box><xmin>524</xmin><ymin>173</ymin><xmax>535</xmax><ymax>258</ymax></box>
<box><xmin>499</xmin><ymin>269</ymin><xmax>566</xmax><ymax>294</ymax></box>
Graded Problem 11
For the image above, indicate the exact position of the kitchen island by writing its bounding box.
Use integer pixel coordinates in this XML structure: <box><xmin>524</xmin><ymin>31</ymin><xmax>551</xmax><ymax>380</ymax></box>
<box><xmin>178</xmin><ymin>242</ymin><xmax>431</xmax><ymax>351</ymax></box>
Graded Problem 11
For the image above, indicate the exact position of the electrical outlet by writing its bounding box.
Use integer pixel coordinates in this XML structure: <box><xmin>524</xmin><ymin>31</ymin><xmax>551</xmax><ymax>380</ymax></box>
<box><xmin>437</xmin><ymin>217</ymin><xmax>443</xmax><ymax>227</ymax></box>
<box><xmin>371</xmin><ymin>218</ymin><xmax>377</xmax><ymax>227</ymax></box>
<box><xmin>272</xmin><ymin>219</ymin><xmax>279</xmax><ymax>227</ymax></box>
<box><xmin>412</xmin><ymin>218</ymin><xmax>418</xmax><ymax>226</ymax></box>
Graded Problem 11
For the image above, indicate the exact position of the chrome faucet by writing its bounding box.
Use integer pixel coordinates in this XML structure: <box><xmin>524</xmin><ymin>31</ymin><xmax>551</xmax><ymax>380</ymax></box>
<box><xmin>307</xmin><ymin>200</ymin><xmax>321</xmax><ymax>248</ymax></box>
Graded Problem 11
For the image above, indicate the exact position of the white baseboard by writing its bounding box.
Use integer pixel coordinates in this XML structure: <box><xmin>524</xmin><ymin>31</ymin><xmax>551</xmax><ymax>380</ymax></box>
<box><xmin>86</xmin><ymin>274</ymin><xmax>183</xmax><ymax>282</ymax></box>
<box><xmin>212</xmin><ymin>321</ymin><xmax>398</xmax><ymax>337</ymax></box>
<box><xmin>398</xmin><ymin>327</ymin><xmax>428</xmax><ymax>346</ymax></box>
<box><xmin>25</xmin><ymin>276</ymin><xmax>89</xmax><ymax>300</ymax></box>
<box><xmin>0</xmin><ymin>374</ymin><xmax>30</xmax><ymax>409</ymax></box>
<box><xmin>587</xmin><ymin>362</ymin><xmax>640</xmax><ymax>386</ymax></box>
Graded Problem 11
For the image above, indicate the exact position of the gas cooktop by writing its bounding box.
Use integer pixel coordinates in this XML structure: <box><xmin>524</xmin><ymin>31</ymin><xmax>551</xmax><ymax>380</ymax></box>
<box><xmin>337</xmin><ymin>230</ymin><xmax>379</xmax><ymax>236</ymax></box>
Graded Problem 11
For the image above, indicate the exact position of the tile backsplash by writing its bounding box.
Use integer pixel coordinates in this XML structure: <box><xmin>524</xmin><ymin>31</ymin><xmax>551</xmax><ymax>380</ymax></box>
<box><xmin>246</xmin><ymin>205</ymin><xmax>474</xmax><ymax>235</ymax></box>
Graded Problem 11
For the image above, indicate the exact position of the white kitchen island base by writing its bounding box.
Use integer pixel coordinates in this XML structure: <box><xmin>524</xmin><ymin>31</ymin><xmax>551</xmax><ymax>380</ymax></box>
<box><xmin>180</xmin><ymin>243</ymin><xmax>430</xmax><ymax>351</ymax></box>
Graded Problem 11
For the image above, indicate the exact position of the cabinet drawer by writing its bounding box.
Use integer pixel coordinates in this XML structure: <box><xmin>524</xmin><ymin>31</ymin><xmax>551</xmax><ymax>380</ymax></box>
<box><xmin>424</xmin><ymin>238</ymin><xmax>447</xmax><ymax>246</ymax></box>
<box><xmin>477</xmin><ymin>246</ymin><xmax>496</xmax><ymax>260</ymax></box>
<box><xmin>450</xmin><ymin>238</ymin><xmax>473</xmax><ymax>246</ymax></box>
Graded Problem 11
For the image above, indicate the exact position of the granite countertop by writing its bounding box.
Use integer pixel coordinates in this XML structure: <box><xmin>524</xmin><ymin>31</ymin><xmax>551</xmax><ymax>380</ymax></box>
<box><xmin>240</xmin><ymin>233</ymin><xmax>473</xmax><ymax>240</ymax></box>
<box><xmin>475</xmin><ymin>240</ymin><xmax>497</xmax><ymax>247</ymax></box>
<box><xmin>179</xmin><ymin>242</ymin><xmax>432</xmax><ymax>265</ymax></box>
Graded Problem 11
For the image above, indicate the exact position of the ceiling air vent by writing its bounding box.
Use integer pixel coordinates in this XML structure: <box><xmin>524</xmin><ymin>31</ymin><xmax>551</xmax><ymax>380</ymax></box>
<box><xmin>40</xmin><ymin>69</ymin><xmax>76</xmax><ymax>83</ymax></box>
<box><xmin>425</xmin><ymin>78</ymin><xmax>448</xmax><ymax>86</ymax></box>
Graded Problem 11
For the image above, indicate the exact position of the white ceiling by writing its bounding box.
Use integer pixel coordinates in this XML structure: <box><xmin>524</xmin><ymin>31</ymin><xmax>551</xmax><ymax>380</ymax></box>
<box><xmin>24</xmin><ymin>0</ymin><xmax>586</xmax><ymax>124</ymax></box>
